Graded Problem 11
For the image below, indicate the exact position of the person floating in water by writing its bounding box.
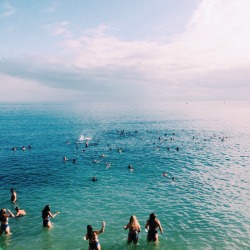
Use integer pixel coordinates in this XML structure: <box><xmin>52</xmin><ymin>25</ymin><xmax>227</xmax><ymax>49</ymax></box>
<box><xmin>10</xmin><ymin>188</ymin><xmax>17</xmax><ymax>203</ymax></box>
<box><xmin>15</xmin><ymin>207</ymin><xmax>26</xmax><ymax>217</ymax></box>
<box><xmin>0</xmin><ymin>208</ymin><xmax>14</xmax><ymax>235</ymax></box>
<box><xmin>145</xmin><ymin>213</ymin><xmax>163</xmax><ymax>243</ymax></box>
<box><xmin>85</xmin><ymin>221</ymin><xmax>105</xmax><ymax>250</ymax></box>
<box><xmin>162</xmin><ymin>172</ymin><xmax>167</xmax><ymax>177</ymax></box>
<box><xmin>128</xmin><ymin>164</ymin><xmax>134</xmax><ymax>171</ymax></box>
<box><xmin>124</xmin><ymin>215</ymin><xmax>141</xmax><ymax>245</ymax></box>
<box><xmin>92</xmin><ymin>177</ymin><xmax>98</xmax><ymax>182</ymax></box>
<box><xmin>41</xmin><ymin>205</ymin><xmax>60</xmax><ymax>228</ymax></box>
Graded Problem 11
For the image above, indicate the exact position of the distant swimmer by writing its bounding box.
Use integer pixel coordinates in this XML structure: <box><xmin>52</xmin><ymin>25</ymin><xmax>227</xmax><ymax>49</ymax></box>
<box><xmin>85</xmin><ymin>221</ymin><xmax>105</xmax><ymax>250</ymax></box>
<box><xmin>100</xmin><ymin>154</ymin><xmax>105</xmax><ymax>158</ymax></box>
<box><xmin>41</xmin><ymin>205</ymin><xmax>60</xmax><ymax>228</ymax></box>
<box><xmin>15</xmin><ymin>207</ymin><xmax>26</xmax><ymax>217</ymax></box>
<box><xmin>63</xmin><ymin>156</ymin><xmax>67</xmax><ymax>162</ymax></box>
<box><xmin>28</xmin><ymin>145</ymin><xmax>31</xmax><ymax>149</ymax></box>
<box><xmin>106</xmin><ymin>163</ymin><xmax>111</xmax><ymax>168</ymax></box>
<box><xmin>172</xmin><ymin>177</ymin><xmax>176</xmax><ymax>181</ymax></box>
<box><xmin>92</xmin><ymin>159</ymin><xmax>100</xmax><ymax>164</ymax></box>
<box><xmin>162</xmin><ymin>172</ymin><xmax>167</xmax><ymax>177</ymax></box>
<box><xmin>10</xmin><ymin>188</ymin><xmax>17</xmax><ymax>203</ymax></box>
<box><xmin>22</xmin><ymin>146</ymin><xmax>26</xmax><ymax>151</ymax></box>
<box><xmin>92</xmin><ymin>177</ymin><xmax>98</xmax><ymax>182</ymax></box>
<box><xmin>0</xmin><ymin>208</ymin><xmax>15</xmax><ymax>235</ymax></box>
<box><xmin>12</xmin><ymin>147</ymin><xmax>16</xmax><ymax>151</ymax></box>
<box><xmin>85</xmin><ymin>142</ymin><xmax>89</xmax><ymax>148</ymax></box>
<box><xmin>145</xmin><ymin>213</ymin><xmax>163</xmax><ymax>243</ymax></box>
<box><xmin>128</xmin><ymin>164</ymin><xmax>134</xmax><ymax>170</ymax></box>
<box><xmin>124</xmin><ymin>215</ymin><xmax>141</xmax><ymax>245</ymax></box>
<box><xmin>73</xmin><ymin>158</ymin><xmax>77</xmax><ymax>163</ymax></box>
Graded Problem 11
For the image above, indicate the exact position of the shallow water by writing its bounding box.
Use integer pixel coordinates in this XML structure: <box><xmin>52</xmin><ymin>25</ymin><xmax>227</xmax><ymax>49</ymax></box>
<box><xmin>0</xmin><ymin>102</ymin><xmax>249</xmax><ymax>250</ymax></box>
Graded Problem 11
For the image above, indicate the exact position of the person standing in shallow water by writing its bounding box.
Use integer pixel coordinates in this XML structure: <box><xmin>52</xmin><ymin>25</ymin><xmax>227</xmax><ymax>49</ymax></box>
<box><xmin>85</xmin><ymin>221</ymin><xmax>105</xmax><ymax>250</ymax></box>
<box><xmin>145</xmin><ymin>213</ymin><xmax>163</xmax><ymax>243</ymax></box>
<box><xmin>0</xmin><ymin>208</ymin><xmax>14</xmax><ymax>235</ymax></box>
<box><xmin>124</xmin><ymin>215</ymin><xmax>141</xmax><ymax>245</ymax></box>
<box><xmin>41</xmin><ymin>205</ymin><xmax>60</xmax><ymax>228</ymax></box>
<box><xmin>10</xmin><ymin>188</ymin><xmax>17</xmax><ymax>203</ymax></box>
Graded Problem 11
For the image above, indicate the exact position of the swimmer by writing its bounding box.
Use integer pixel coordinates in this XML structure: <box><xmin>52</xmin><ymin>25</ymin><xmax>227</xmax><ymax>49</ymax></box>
<box><xmin>41</xmin><ymin>205</ymin><xmax>60</xmax><ymax>228</ymax></box>
<box><xmin>162</xmin><ymin>172</ymin><xmax>167</xmax><ymax>177</ymax></box>
<box><xmin>172</xmin><ymin>177</ymin><xmax>176</xmax><ymax>181</ymax></box>
<box><xmin>106</xmin><ymin>163</ymin><xmax>111</xmax><ymax>168</ymax></box>
<box><xmin>145</xmin><ymin>213</ymin><xmax>163</xmax><ymax>243</ymax></box>
<box><xmin>92</xmin><ymin>177</ymin><xmax>98</xmax><ymax>182</ymax></box>
<box><xmin>100</xmin><ymin>154</ymin><xmax>105</xmax><ymax>158</ymax></box>
<box><xmin>15</xmin><ymin>207</ymin><xmax>26</xmax><ymax>217</ymax></box>
<box><xmin>63</xmin><ymin>156</ymin><xmax>67</xmax><ymax>162</ymax></box>
<box><xmin>85</xmin><ymin>221</ymin><xmax>105</xmax><ymax>250</ymax></box>
<box><xmin>22</xmin><ymin>146</ymin><xmax>26</xmax><ymax>151</ymax></box>
<box><xmin>124</xmin><ymin>215</ymin><xmax>141</xmax><ymax>245</ymax></box>
<box><xmin>73</xmin><ymin>158</ymin><xmax>77</xmax><ymax>163</ymax></box>
<box><xmin>12</xmin><ymin>147</ymin><xmax>16</xmax><ymax>151</ymax></box>
<box><xmin>0</xmin><ymin>208</ymin><xmax>14</xmax><ymax>235</ymax></box>
<box><xmin>10</xmin><ymin>188</ymin><xmax>17</xmax><ymax>203</ymax></box>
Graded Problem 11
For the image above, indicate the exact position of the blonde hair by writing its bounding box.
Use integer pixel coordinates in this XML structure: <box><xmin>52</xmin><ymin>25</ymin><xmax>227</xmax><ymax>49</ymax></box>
<box><xmin>129</xmin><ymin>215</ymin><xmax>140</xmax><ymax>230</ymax></box>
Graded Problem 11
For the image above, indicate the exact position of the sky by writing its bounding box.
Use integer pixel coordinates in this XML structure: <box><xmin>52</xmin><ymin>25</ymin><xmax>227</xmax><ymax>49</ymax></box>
<box><xmin>0</xmin><ymin>0</ymin><xmax>250</xmax><ymax>103</ymax></box>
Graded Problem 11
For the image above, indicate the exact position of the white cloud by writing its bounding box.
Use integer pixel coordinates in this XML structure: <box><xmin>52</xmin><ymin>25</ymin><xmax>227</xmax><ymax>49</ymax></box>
<box><xmin>43</xmin><ymin>21</ymin><xmax>71</xmax><ymax>37</ymax></box>
<box><xmin>1</xmin><ymin>0</ymin><xmax>250</xmax><ymax>102</ymax></box>
<box><xmin>0</xmin><ymin>2</ymin><xmax>16</xmax><ymax>17</ymax></box>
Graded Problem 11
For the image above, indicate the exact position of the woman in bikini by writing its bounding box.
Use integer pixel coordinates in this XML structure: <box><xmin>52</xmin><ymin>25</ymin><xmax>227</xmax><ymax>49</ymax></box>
<box><xmin>145</xmin><ymin>213</ymin><xmax>163</xmax><ymax>243</ymax></box>
<box><xmin>124</xmin><ymin>215</ymin><xmax>141</xmax><ymax>244</ymax></box>
<box><xmin>41</xmin><ymin>205</ymin><xmax>60</xmax><ymax>228</ymax></box>
<box><xmin>0</xmin><ymin>208</ymin><xmax>14</xmax><ymax>235</ymax></box>
<box><xmin>85</xmin><ymin>221</ymin><xmax>105</xmax><ymax>250</ymax></box>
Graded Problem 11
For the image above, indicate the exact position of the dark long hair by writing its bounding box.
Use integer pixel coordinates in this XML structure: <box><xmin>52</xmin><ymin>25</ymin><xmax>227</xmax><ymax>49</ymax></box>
<box><xmin>148</xmin><ymin>213</ymin><xmax>157</xmax><ymax>229</ymax></box>
<box><xmin>42</xmin><ymin>205</ymin><xmax>50</xmax><ymax>219</ymax></box>
<box><xmin>0</xmin><ymin>208</ymin><xmax>7</xmax><ymax>222</ymax></box>
<box><xmin>87</xmin><ymin>225</ymin><xmax>94</xmax><ymax>240</ymax></box>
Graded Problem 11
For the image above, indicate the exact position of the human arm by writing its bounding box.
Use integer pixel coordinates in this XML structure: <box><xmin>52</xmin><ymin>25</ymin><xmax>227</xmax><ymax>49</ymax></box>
<box><xmin>7</xmin><ymin>210</ymin><xmax>15</xmax><ymax>217</ymax></box>
<box><xmin>145</xmin><ymin>220</ymin><xmax>149</xmax><ymax>229</ymax></box>
<box><xmin>157</xmin><ymin>220</ymin><xmax>163</xmax><ymax>234</ymax></box>
<box><xmin>96</xmin><ymin>221</ymin><xmax>105</xmax><ymax>234</ymax></box>
<box><xmin>49</xmin><ymin>211</ymin><xmax>60</xmax><ymax>218</ymax></box>
<box><xmin>124</xmin><ymin>223</ymin><xmax>129</xmax><ymax>230</ymax></box>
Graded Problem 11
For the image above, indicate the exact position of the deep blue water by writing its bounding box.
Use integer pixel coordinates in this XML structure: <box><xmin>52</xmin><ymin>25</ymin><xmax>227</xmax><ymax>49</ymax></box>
<box><xmin>0</xmin><ymin>102</ymin><xmax>249</xmax><ymax>250</ymax></box>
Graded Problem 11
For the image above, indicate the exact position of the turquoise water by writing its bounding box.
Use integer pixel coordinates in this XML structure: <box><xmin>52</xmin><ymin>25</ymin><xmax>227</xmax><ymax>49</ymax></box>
<box><xmin>0</xmin><ymin>102</ymin><xmax>249</xmax><ymax>250</ymax></box>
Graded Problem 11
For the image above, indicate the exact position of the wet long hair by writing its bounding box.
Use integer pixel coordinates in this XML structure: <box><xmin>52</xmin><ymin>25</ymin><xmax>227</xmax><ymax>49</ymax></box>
<box><xmin>0</xmin><ymin>208</ymin><xmax>7</xmax><ymax>222</ymax></box>
<box><xmin>87</xmin><ymin>225</ymin><xmax>94</xmax><ymax>240</ymax></box>
<box><xmin>148</xmin><ymin>213</ymin><xmax>157</xmax><ymax>229</ymax></box>
<box><xmin>42</xmin><ymin>205</ymin><xmax>50</xmax><ymax>219</ymax></box>
<box><xmin>129</xmin><ymin>215</ymin><xmax>140</xmax><ymax>231</ymax></box>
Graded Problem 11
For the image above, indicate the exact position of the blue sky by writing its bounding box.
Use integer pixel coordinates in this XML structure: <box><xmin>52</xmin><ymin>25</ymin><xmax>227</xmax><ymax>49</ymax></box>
<box><xmin>0</xmin><ymin>0</ymin><xmax>250</xmax><ymax>102</ymax></box>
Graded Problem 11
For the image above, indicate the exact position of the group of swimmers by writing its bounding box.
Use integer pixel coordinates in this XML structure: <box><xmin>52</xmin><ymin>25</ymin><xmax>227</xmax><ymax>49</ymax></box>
<box><xmin>84</xmin><ymin>213</ymin><xmax>163</xmax><ymax>250</ymax></box>
<box><xmin>1</xmin><ymin>194</ymin><xmax>163</xmax><ymax>250</ymax></box>
<box><xmin>0</xmin><ymin>188</ymin><xmax>27</xmax><ymax>235</ymax></box>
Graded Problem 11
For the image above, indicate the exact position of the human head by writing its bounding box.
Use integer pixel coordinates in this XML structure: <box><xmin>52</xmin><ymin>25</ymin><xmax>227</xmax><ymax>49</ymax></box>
<box><xmin>43</xmin><ymin>204</ymin><xmax>50</xmax><ymax>212</ymax></box>
<box><xmin>15</xmin><ymin>207</ymin><xmax>20</xmax><ymax>212</ymax></box>
<box><xmin>129</xmin><ymin>215</ymin><xmax>137</xmax><ymax>223</ymax></box>
<box><xmin>149</xmin><ymin>213</ymin><xmax>156</xmax><ymax>221</ymax></box>
<box><xmin>10</xmin><ymin>188</ymin><xmax>15</xmax><ymax>193</ymax></box>
<box><xmin>1</xmin><ymin>208</ymin><xmax>6</xmax><ymax>214</ymax></box>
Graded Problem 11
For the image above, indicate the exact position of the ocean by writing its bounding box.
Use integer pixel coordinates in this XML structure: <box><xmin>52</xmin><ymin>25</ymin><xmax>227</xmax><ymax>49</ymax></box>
<box><xmin>0</xmin><ymin>102</ymin><xmax>249</xmax><ymax>250</ymax></box>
